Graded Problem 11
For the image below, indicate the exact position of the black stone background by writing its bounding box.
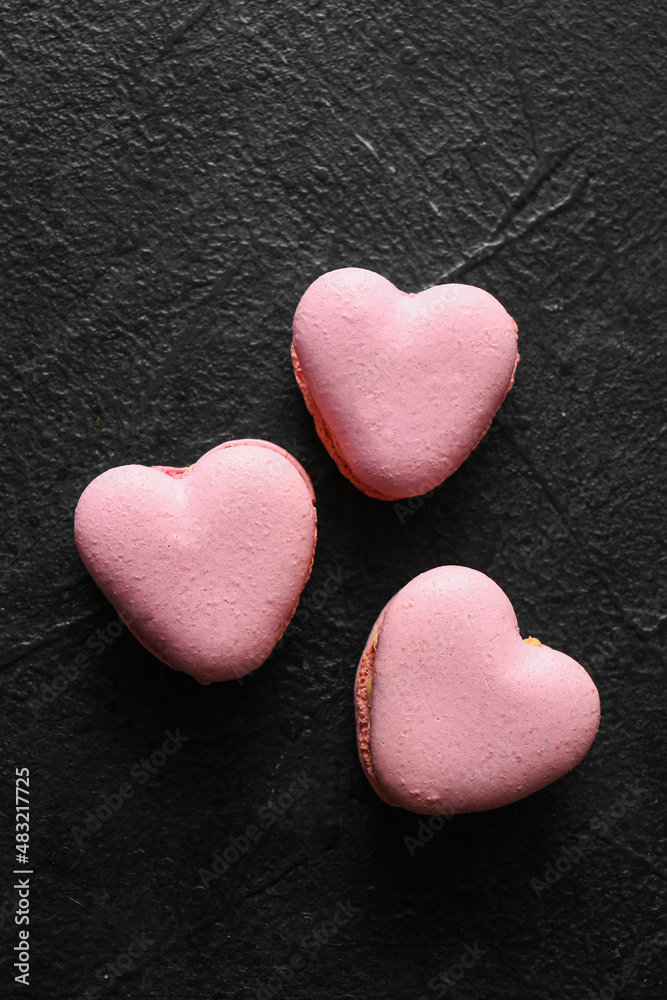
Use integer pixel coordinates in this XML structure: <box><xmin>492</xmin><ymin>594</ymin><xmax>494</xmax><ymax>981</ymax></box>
<box><xmin>1</xmin><ymin>1</ymin><xmax>666</xmax><ymax>997</ymax></box>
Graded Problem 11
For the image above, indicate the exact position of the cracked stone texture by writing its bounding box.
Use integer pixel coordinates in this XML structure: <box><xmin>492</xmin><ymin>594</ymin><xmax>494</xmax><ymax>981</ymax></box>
<box><xmin>1</xmin><ymin>1</ymin><xmax>666</xmax><ymax>998</ymax></box>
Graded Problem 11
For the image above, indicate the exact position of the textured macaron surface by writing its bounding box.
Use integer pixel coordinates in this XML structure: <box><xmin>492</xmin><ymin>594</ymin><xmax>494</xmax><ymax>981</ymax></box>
<box><xmin>292</xmin><ymin>268</ymin><xmax>519</xmax><ymax>500</ymax></box>
<box><xmin>358</xmin><ymin>566</ymin><xmax>600</xmax><ymax>814</ymax></box>
<box><xmin>74</xmin><ymin>440</ymin><xmax>317</xmax><ymax>683</ymax></box>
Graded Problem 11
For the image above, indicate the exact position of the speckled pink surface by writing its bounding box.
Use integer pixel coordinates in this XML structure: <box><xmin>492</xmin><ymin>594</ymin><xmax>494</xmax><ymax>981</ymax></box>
<box><xmin>292</xmin><ymin>267</ymin><xmax>519</xmax><ymax>500</ymax></box>
<box><xmin>355</xmin><ymin>566</ymin><xmax>600</xmax><ymax>814</ymax></box>
<box><xmin>74</xmin><ymin>440</ymin><xmax>317</xmax><ymax>684</ymax></box>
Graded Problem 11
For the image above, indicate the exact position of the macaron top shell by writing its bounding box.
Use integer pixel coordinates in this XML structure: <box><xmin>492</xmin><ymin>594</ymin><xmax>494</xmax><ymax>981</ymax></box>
<box><xmin>74</xmin><ymin>440</ymin><xmax>317</xmax><ymax>684</ymax></box>
<box><xmin>357</xmin><ymin>566</ymin><xmax>600</xmax><ymax>814</ymax></box>
<box><xmin>292</xmin><ymin>268</ymin><xmax>519</xmax><ymax>500</ymax></box>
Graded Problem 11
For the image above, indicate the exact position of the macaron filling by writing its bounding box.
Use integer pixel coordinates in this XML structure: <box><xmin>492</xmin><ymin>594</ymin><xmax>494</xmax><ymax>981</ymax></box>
<box><xmin>354</xmin><ymin>614</ymin><xmax>393</xmax><ymax>804</ymax></box>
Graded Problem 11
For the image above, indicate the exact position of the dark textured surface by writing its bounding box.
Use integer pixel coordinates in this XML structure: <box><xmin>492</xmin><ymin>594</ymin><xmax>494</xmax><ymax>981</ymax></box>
<box><xmin>1</xmin><ymin>1</ymin><xmax>666</xmax><ymax>997</ymax></box>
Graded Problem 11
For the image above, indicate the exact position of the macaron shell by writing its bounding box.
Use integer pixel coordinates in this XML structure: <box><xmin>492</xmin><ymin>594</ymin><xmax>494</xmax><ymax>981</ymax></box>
<box><xmin>292</xmin><ymin>268</ymin><xmax>518</xmax><ymax>500</ymax></box>
<box><xmin>361</xmin><ymin>566</ymin><xmax>600</xmax><ymax>814</ymax></box>
<box><xmin>292</xmin><ymin>341</ymin><xmax>389</xmax><ymax>500</ymax></box>
<box><xmin>74</xmin><ymin>439</ymin><xmax>317</xmax><ymax>684</ymax></box>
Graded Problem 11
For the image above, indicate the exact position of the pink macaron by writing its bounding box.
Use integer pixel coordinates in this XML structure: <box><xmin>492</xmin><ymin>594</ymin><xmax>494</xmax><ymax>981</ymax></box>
<box><xmin>355</xmin><ymin>566</ymin><xmax>601</xmax><ymax>814</ymax></box>
<box><xmin>74</xmin><ymin>439</ymin><xmax>317</xmax><ymax>683</ymax></box>
<box><xmin>292</xmin><ymin>267</ymin><xmax>519</xmax><ymax>500</ymax></box>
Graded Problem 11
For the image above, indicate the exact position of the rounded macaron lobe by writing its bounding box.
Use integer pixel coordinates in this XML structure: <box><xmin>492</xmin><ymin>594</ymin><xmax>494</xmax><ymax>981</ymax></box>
<box><xmin>292</xmin><ymin>267</ymin><xmax>519</xmax><ymax>501</ymax></box>
<box><xmin>74</xmin><ymin>439</ymin><xmax>317</xmax><ymax>684</ymax></box>
<box><xmin>355</xmin><ymin>566</ymin><xmax>600</xmax><ymax>814</ymax></box>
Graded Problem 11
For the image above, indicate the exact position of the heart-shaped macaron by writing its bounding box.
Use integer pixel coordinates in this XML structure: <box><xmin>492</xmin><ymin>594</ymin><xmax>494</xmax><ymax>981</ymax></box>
<box><xmin>355</xmin><ymin>566</ymin><xmax>600</xmax><ymax>814</ymax></box>
<box><xmin>292</xmin><ymin>268</ymin><xmax>519</xmax><ymax>500</ymax></box>
<box><xmin>74</xmin><ymin>440</ymin><xmax>317</xmax><ymax>684</ymax></box>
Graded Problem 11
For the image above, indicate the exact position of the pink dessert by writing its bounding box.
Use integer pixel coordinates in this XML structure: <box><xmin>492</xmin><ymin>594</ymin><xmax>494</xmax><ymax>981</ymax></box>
<box><xmin>355</xmin><ymin>566</ymin><xmax>601</xmax><ymax>814</ymax></box>
<box><xmin>74</xmin><ymin>440</ymin><xmax>317</xmax><ymax>683</ymax></box>
<box><xmin>292</xmin><ymin>267</ymin><xmax>519</xmax><ymax>500</ymax></box>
